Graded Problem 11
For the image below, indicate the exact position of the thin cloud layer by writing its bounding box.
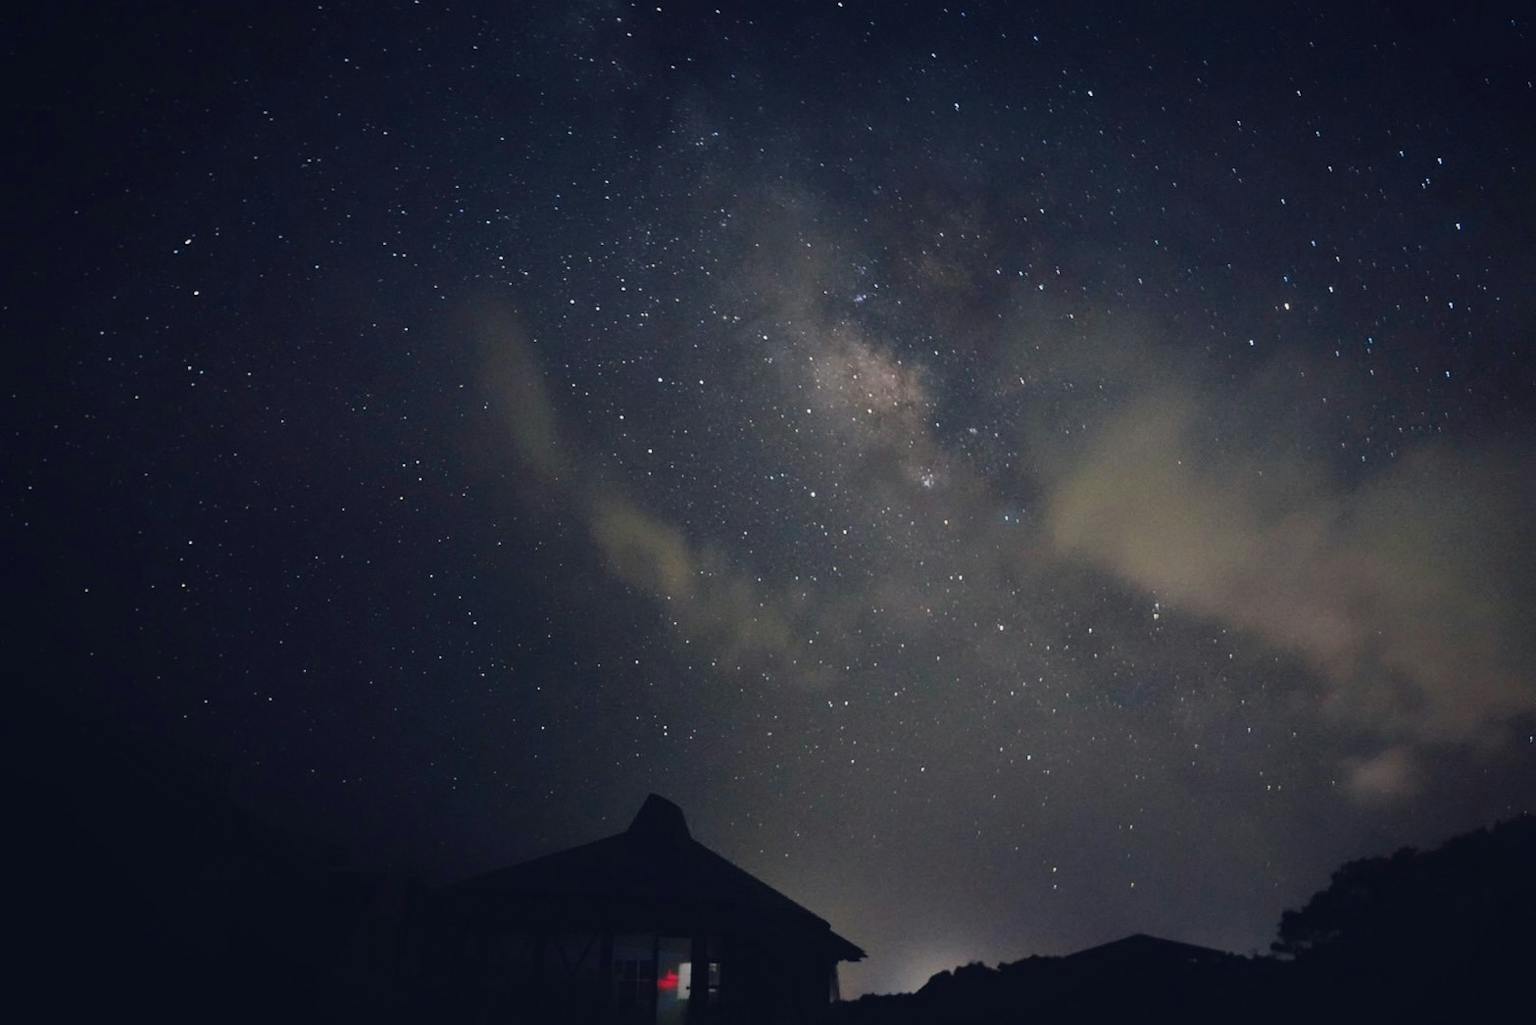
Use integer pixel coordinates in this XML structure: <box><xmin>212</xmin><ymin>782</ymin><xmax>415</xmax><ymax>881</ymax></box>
<box><xmin>1045</xmin><ymin>386</ymin><xmax>1536</xmax><ymax>748</ymax></box>
<box><xmin>478</xmin><ymin>315</ymin><xmax>810</xmax><ymax>679</ymax></box>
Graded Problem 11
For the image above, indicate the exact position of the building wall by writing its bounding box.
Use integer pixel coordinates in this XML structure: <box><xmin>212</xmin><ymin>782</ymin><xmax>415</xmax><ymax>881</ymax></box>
<box><xmin>425</xmin><ymin>902</ymin><xmax>841</xmax><ymax>1025</ymax></box>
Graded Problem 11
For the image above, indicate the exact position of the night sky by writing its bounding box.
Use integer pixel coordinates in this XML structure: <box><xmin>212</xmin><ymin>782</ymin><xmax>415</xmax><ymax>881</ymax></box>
<box><xmin>12</xmin><ymin>1</ymin><xmax>1536</xmax><ymax>997</ymax></box>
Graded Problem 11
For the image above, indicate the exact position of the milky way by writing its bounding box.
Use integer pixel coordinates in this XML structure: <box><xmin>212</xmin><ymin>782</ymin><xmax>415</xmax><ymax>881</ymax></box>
<box><xmin>15</xmin><ymin>2</ymin><xmax>1536</xmax><ymax>995</ymax></box>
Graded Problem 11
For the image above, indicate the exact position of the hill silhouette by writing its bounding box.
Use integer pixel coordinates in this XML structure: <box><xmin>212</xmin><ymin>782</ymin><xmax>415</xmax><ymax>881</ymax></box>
<box><xmin>828</xmin><ymin>936</ymin><xmax>1279</xmax><ymax>1025</ymax></box>
<box><xmin>829</xmin><ymin>815</ymin><xmax>1535</xmax><ymax>1025</ymax></box>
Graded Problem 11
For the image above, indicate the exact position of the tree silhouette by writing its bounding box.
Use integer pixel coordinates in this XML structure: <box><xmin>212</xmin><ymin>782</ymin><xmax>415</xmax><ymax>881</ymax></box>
<box><xmin>1271</xmin><ymin>815</ymin><xmax>1535</xmax><ymax>1021</ymax></box>
<box><xmin>1274</xmin><ymin>815</ymin><xmax>1534</xmax><ymax>963</ymax></box>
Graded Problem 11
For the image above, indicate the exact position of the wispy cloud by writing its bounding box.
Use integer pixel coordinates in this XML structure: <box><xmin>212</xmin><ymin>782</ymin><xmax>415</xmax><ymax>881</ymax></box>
<box><xmin>476</xmin><ymin>312</ymin><xmax>811</xmax><ymax>679</ymax></box>
<box><xmin>1043</xmin><ymin>381</ymin><xmax>1536</xmax><ymax>752</ymax></box>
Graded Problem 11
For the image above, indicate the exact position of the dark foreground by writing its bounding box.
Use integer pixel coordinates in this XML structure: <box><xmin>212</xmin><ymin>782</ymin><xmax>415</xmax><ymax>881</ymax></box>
<box><xmin>836</xmin><ymin>815</ymin><xmax>1535</xmax><ymax>1024</ymax></box>
<box><xmin>18</xmin><ymin>698</ymin><xmax>1533</xmax><ymax>1023</ymax></box>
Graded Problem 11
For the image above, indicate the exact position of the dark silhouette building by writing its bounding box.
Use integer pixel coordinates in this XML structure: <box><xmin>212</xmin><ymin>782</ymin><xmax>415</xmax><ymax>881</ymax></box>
<box><xmin>431</xmin><ymin>794</ymin><xmax>863</xmax><ymax>1024</ymax></box>
<box><xmin>1063</xmin><ymin>932</ymin><xmax>1240</xmax><ymax>971</ymax></box>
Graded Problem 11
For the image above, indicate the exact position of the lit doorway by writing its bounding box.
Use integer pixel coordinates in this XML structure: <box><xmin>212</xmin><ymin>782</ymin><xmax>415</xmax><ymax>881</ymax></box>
<box><xmin>656</xmin><ymin>936</ymin><xmax>691</xmax><ymax>1025</ymax></box>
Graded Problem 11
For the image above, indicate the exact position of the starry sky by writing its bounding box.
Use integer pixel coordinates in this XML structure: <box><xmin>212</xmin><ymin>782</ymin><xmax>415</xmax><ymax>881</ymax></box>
<box><xmin>12</xmin><ymin>0</ymin><xmax>1536</xmax><ymax>997</ymax></box>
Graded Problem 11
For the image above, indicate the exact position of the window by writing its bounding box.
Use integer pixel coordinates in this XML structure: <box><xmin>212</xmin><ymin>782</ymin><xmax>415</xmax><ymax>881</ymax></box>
<box><xmin>612</xmin><ymin>934</ymin><xmax>654</xmax><ymax>1010</ymax></box>
<box><xmin>611</xmin><ymin>933</ymin><xmax>722</xmax><ymax>1022</ymax></box>
<box><xmin>706</xmin><ymin>960</ymin><xmax>722</xmax><ymax>1005</ymax></box>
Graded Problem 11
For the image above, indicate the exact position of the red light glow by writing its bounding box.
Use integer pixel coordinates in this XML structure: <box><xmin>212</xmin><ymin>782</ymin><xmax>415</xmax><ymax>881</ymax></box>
<box><xmin>657</xmin><ymin>970</ymin><xmax>679</xmax><ymax>992</ymax></box>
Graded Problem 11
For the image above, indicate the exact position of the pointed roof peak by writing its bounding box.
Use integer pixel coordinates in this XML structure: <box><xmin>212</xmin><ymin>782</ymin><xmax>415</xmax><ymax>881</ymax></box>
<box><xmin>455</xmin><ymin>792</ymin><xmax>863</xmax><ymax>962</ymax></box>
<box><xmin>628</xmin><ymin>793</ymin><xmax>691</xmax><ymax>842</ymax></box>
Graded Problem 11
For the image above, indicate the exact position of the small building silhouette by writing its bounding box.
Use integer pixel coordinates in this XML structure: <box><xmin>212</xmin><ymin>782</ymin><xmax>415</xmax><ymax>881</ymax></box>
<box><xmin>1065</xmin><ymin>932</ymin><xmax>1240</xmax><ymax>970</ymax></box>
<box><xmin>434</xmin><ymin>794</ymin><xmax>863</xmax><ymax>1024</ymax></box>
